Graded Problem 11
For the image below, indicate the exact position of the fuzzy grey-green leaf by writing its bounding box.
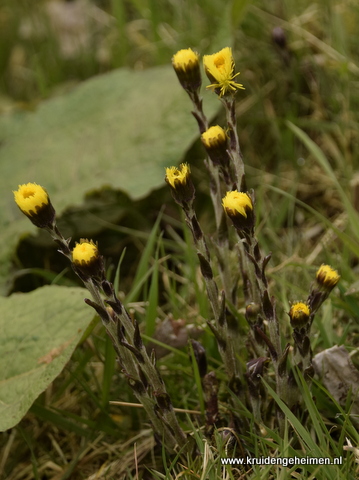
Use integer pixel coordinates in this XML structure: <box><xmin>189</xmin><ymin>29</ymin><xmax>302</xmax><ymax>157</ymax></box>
<box><xmin>0</xmin><ymin>286</ymin><xmax>94</xmax><ymax>431</ymax></box>
<box><xmin>0</xmin><ymin>65</ymin><xmax>220</xmax><ymax>293</ymax></box>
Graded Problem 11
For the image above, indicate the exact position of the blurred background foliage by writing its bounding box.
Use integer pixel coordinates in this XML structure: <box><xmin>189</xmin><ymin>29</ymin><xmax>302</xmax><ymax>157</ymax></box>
<box><xmin>0</xmin><ymin>0</ymin><xmax>235</xmax><ymax>102</ymax></box>
<box><xmin>2</xmin><ymin>0</ymin><xmax>359</xmax><ymax>478</ymax></box>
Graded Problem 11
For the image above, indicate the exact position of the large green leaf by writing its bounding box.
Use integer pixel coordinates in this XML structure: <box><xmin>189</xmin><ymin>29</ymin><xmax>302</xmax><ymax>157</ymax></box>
<box><xmin>0</xmin><ymin>285</ymin><xmax>94</xmax><ymax>431</ymax></box>
<box><xmin>0</xmin><ymin>65</ymin><xmax>220</xmax><ymax>293</ymax></box>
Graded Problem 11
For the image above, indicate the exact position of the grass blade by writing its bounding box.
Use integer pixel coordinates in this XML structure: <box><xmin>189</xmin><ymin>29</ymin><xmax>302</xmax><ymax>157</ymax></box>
<box><xmin>145</xmin><ymin>235</ymin><xmax>161</xmax><ymax>337</ymax></box>
<box><xmin>127</xmin><ymin>211</ymin><xmax>163</xmax><ymax>303</ymax></box>
<box><xmin>267</xmin><ymin>185</ymin><xmax>359</xmax><ymax>258</ymax></box>
<box><xmin>286</xmin><ymin>121</ymin><xmax>359</xmax><ymax>240</ymax></box>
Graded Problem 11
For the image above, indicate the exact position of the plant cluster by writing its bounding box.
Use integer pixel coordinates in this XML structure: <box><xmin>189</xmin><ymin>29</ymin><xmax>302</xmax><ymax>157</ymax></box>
<box><xmin>13</xmin><ymin>47</ymin><xmax>342</xmax><ymax>465</ymax></box>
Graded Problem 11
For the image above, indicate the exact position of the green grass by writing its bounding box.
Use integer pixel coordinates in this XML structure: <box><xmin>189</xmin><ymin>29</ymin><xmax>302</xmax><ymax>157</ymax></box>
<box><xmin>2</xmin><ymin>0</ymin><xmax>359</xmax><ymax>478</ymax></box>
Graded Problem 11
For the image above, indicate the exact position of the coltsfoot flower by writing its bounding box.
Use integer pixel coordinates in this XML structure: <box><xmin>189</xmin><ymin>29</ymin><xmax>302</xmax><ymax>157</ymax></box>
<box><xmin>172</xmin><ymin>48</ymin><xmax>201</xmax><ymax>92</ymax></box>
<box><xmin>201</xmin><ymin>125</ymin><xmax>227</xmax><ymax>149</ymax></box>
<box><xmin>222</xmin><ymin>190</ymin><xmax>252</xmax><ymax>217</ymax></box>
<box><xmin>289</xmin><ymin>302</ymin><xmax>311</xmax><ymax>328</ymax></box>
<box><xmin>166</xmin><ymin>163</ymin><xmax>191</xmax><ymax>188</ymax></box>
<box><xmin>316</xmin><ymin>264</ymin><xmax>340</xmax><ymax>291</ymax></box>
<box><xmin>201</xmin><ymin>126</ymin><xmax>230</xmax><ymax>168</ymax></box>
<box><xmin>72</xmin><ymin>239</ymin><xmax>103</xmax><ymax>279</ymax></box>
<box><xmin>13</xmin><ymin>183</ymin><xmax>55</xmax><ymax>228</ymax></box>
<box><xmin>203</xmin><ymin>47</ymin><xmax>244</xmax><ymax>97</ymax></box>
<box><xmin>165</xmin><ymin>163</ymin><xmax>195</xmax><ymax>205</ymax></box>
<box><xmin>222</xmin><ymin>190</ymin><xmax>254</xmax><ymax>231</ymax></box>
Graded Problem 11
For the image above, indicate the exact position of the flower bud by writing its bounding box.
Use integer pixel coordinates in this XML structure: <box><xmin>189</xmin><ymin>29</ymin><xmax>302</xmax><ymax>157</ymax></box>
<box><xmin>172</xmin><ymin>48</ymin><xmax>201</xmax><ymax>92</ymax></box>
<box><xmin>165</xmin><ymin>163</ymin><xmax>195</xmax><ymax>206</ymax></box>
<box><xmin>13</xmin><ymin>183</ymin><xmax>55</xmax><ymax>228</ymax></box>
<box><xmin>222</xmin><ymin>190</ymin><xmax>254</xmax><ymax>231</ymax></box>
<box><xmin>316</xmin><ymin>264</ymin><xmax>340</xmax><ymax>291</ymax></box>
<box><xmin>190</xmin><ymin>339</ymin><xmax>207</xmax><ymax>378</ymax></box>
<box><xmin>201</xmin><ymin>125</ymin><xmax>230</xmax><ymax>168</ymax></box>
<box><xmin>272</xmin><ymin>27</ymin><xmax>287</xmax><ymax>49</ymax></box>
<box><xmin>288</xmin><ymin>302</ymin><xmax>310</xmax><ymax>329</ymax></box>
<box><xmin>245</xmin><ymin>302</ymin><xmax>261</xmax><ymax>324</ymax></box>
<box><xmin>72</xmin><ymin>239</ymin><xmax>104</xmax><ymax>280</ymax></box>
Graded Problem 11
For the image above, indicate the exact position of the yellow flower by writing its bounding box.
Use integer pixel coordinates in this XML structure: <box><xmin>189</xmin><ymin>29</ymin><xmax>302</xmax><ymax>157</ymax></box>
<box><xmin>172</xmin><ymin>48</ymin><xmax>199</xmax><ymax>72</ymax></box>
<box><xmin>72</xmin><ymin>239</ymin><xmax>98</xmax><ymax>265</ymax></box>
<box><xmin>222</xmin><ymin>190</ymin><xmax>254</xmax><ymax>232</ymax></box>
<box><xmin>316</xmin><ymin>264</ymin><xmax>340</xmax><ymax>290</ymax></box>
<box><xmin>222</xmin><ymin>190</ymin><xmax>252</xmax><ymax>218</ymax></box>
<box><xmin>13</xmin><ymin>183</ymin><xmax>55</xmax><ymax>228</ymax></box>
<box><xmin>201</xmin><ymin>125</ymin><xmax>227</xmax><ymax>149</ymax></box>
<box><xmin>165</xmin><ymin>163</ymin><xmax>191</xmax><ymax>189</ymax></box>
<box><xmin>14</xmin><ymin>183</ymin><xmax>48</xmax><ymax>214</ymax></box>
<box><xmin>72</xmin><ymin>239</ymin><xmax>103</xmax><ymax>279</ymax></box>
<box><xmin>203</xmin><ymin>47</ymin><xmax>244</xmax><ymax>96</ymax></box>
<box><xmin>172</xmin><ymin>48</ymin><xmax>201</xmax><ymax>92</ymax></box>
<box><xmin>288</xmin><ymin>302</ymin><xmax>311</xmax><ymax>328</ymax></box>
<box><xmin>201</xmin><ymin>126</ymin><xmax>230</xmax><ymax>169</ymax></box>
<box><xmin>165</xmin><ymin>163</ymin><xmax>195</xmax><ymax>206</ymax></box>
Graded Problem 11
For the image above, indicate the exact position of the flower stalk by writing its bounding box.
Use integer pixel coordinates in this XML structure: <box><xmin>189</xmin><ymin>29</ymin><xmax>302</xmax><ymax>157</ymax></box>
<box><xmin>13</xmin><ymin>184</ymin><xmax>190</xmax><ymax>453</ymax></box>
<box><xmin>165</xmin><ymin>166</ymin><xmax>243</xmax><ymax>391</ymax></box>
<box><xmin>291</xmin><ymin>265</ymin><xmax>340</xmax><ymax>375</ymax></box>
<box><xmin>221</xmin><ymin>188</ymin><xmax>290</xmax><ymax>425</ymax></box>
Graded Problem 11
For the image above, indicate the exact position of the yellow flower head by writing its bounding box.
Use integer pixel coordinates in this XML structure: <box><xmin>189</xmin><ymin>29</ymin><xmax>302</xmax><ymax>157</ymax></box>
<box><xmin>72</xmin><ymin>239</ymin><xmax>98</xmax><ymax>266</ymax></box>
<box><xmin>201</xmin><ymin>126</ymin><xmax>230</xmax><ymax>168</ymax></box>
<box><xmin>172</xmin><ymin>48</ymin><xmax>200</xmax><ymax>72</ymax></box>
<box><xmin>222</xmin><ymin>190</ymin><xmax>252</xmax><ymax>218</ymax></box>
<box><xmin>72</xmin><ymin>239</ymin><xmax>104</xmax><ymax>279</ymax></box>
<box><xmin>316</xmin><ymin>264</ymin><xmax>340</xmax><ymax>290</ymax></box>
<box><xmin>288</xmin><ymin>302</ymin><xmax>311</xmax><ymax>328</ymax></box>
<box><xmin>165</xmin><ymin>163</ymin><xmax>191</xmax><ymax>189</ymax></box>
<box><xmin>172</xmin><ymin>48</ymin><xmax>201</xmax><ymax>92</ymax></box>
<box><xmin>222</xmin><ymin>191</ymin><xmax>254</xmax><ymax>232</ymax></box>
<box><xmin>14</xmin><ymin>183</ymin><xmax>49</xmax><ymax>214</ymax></box>
<box><xmin>165</xmin><ymin>163</ymin><xmax>195</xmax><ymax>206</ymax></box>
<box><xmin>201</xmin><ymin>125</ymin><xmax>227</xmax><ymax>149</ymax></box>
<box><xmin>203</xmin><ymin>47</ymin><xmax>244</xmax><ymax>97</ymax></box>
<box><xmin>13</xmin><ymin>183</ymin><xmax>55</xmax><ymax>228</ymax></box>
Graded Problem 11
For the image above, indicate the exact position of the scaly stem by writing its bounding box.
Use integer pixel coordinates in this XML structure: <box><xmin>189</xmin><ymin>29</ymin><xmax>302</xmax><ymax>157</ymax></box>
<box><xmin>187</xmin><ymin>91</ymin><xmax>237</xmax><ymax>304</ymax></box>
<box><xmin>44</xmin><ymin>222</ymin><xmax>189</xmax><ymax>452</ymax></box>
<box><xmin>222</xmin><ymin>96</ymin><xmax>245</xmax><ymax>189</ymax></box>
<box><xmin>181</xmin><ymin>203</ymin><xmax>242</xmax><ymax>390</ymax></box>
